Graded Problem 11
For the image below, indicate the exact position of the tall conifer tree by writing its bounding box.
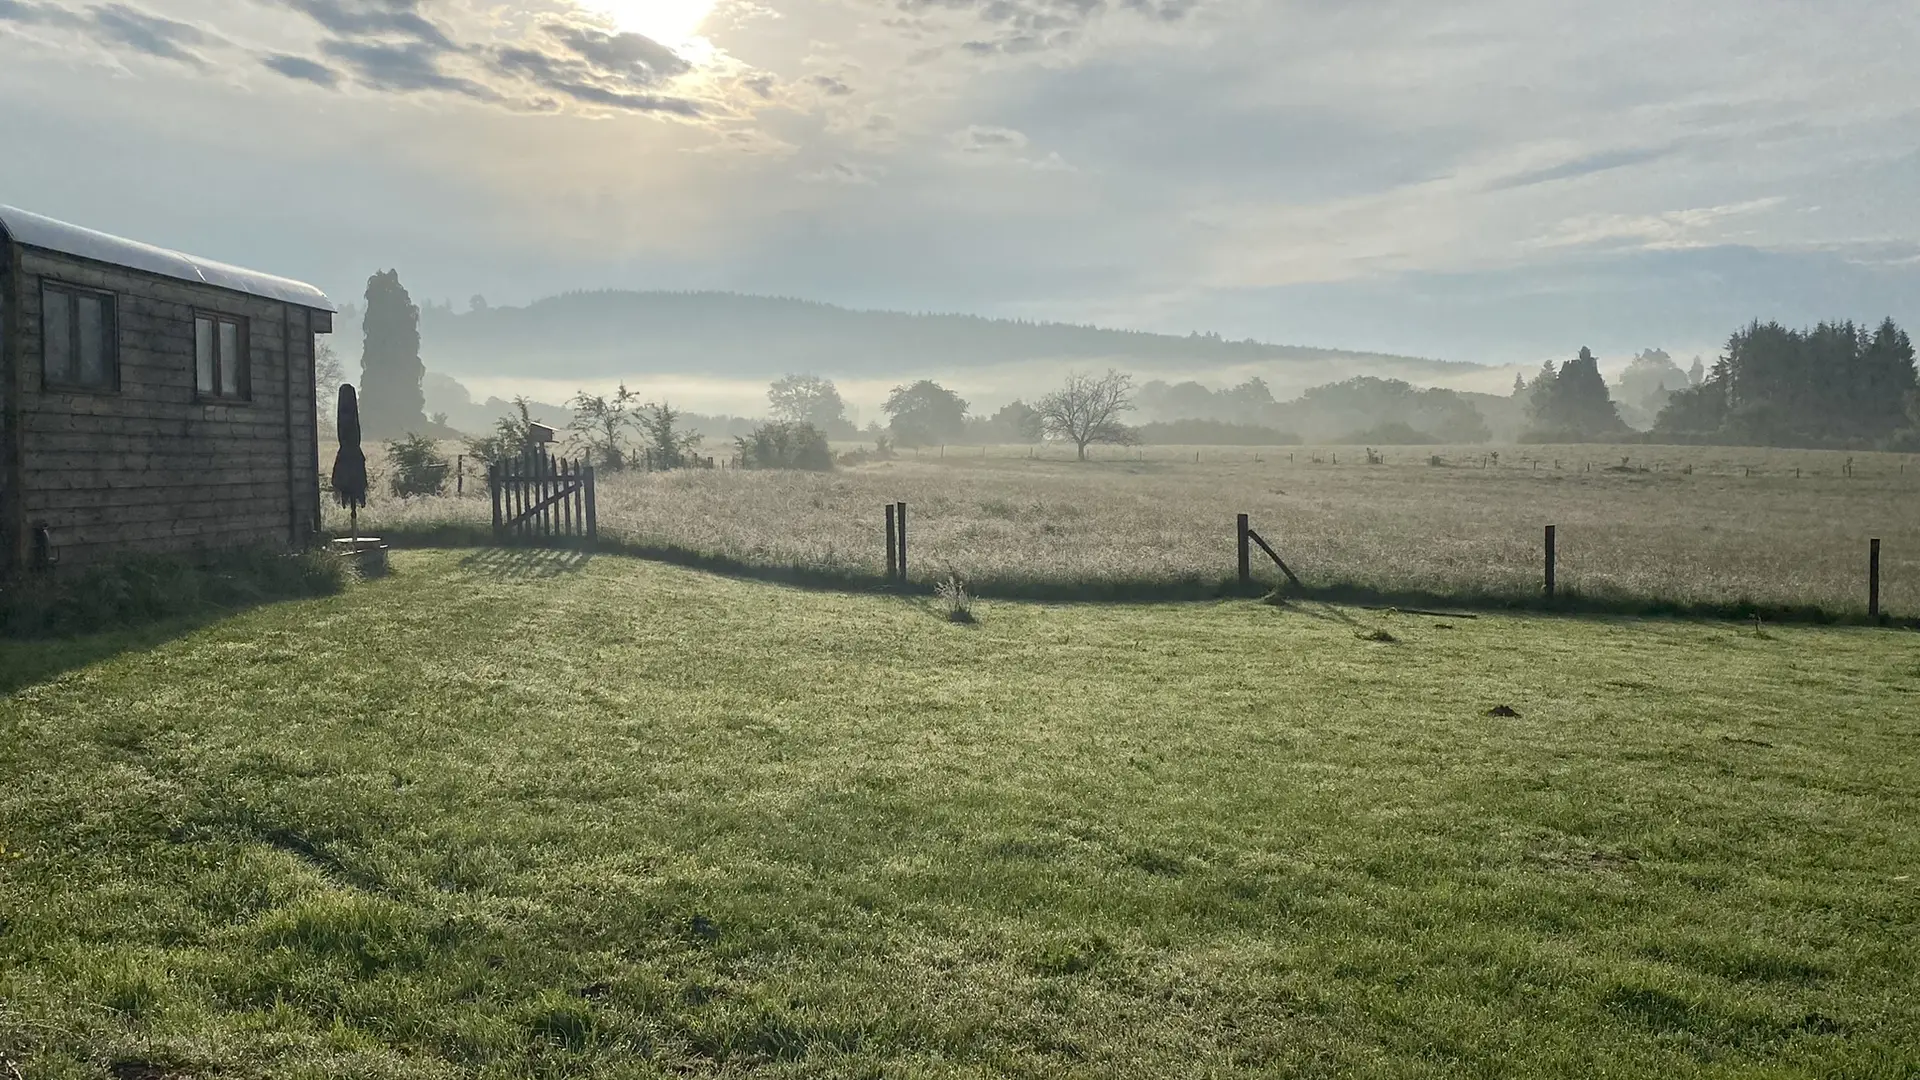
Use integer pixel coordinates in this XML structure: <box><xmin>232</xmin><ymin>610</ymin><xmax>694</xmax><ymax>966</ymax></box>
<box><xmin>360</xmin><ymin>270</ymin><xmax>428</xmax><ymax>439</ymax></box>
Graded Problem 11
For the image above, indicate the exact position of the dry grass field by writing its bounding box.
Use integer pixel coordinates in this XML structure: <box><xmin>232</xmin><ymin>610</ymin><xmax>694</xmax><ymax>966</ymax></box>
<box><xmin>337</xmin><ymin>441</ymin><xmax>1920</xmax><ymax>616</ymax></box>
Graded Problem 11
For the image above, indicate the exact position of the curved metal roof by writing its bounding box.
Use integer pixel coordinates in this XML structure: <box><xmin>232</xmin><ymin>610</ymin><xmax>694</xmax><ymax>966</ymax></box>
<box><xmin>0</xmin><ymin>204</ymin><xmax>335</xmax><ymax>311</ymax></box>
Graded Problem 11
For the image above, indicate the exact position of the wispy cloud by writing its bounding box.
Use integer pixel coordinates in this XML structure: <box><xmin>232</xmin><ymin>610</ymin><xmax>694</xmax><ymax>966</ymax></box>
<box><xmin>1528</xmin><ymin>198</ymin><xmax>1789</xmax><ymax>252</ymax></box>
<box><xmin>0</xmin><ymin>0</ymin><xmax>220</xmax><ymax>67</ymax></box>
<box><xmin>1487</xmin><ymin>144</ymin><xmax>1681</xmax><ymax>191</ymax></box>
<box><xmin>261</xmin><ymin>51</ymin><xmax>339</xmax><ymax>86</ymax></box>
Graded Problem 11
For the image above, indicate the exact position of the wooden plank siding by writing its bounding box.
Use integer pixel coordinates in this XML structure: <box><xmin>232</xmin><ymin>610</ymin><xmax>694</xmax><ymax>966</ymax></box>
<box><xmin>2</xmin><ymin>238</ymin><xmax>24</xmax><ymax>575</ymax></box>
<box><xmin>8</xmin><ymin>245</ymin><xmax>328</xmax><ymax>568</ymax></box>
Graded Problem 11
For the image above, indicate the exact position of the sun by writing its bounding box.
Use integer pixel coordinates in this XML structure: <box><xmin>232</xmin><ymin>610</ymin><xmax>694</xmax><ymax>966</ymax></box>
<box><xmin>572</xmin><ymin>0</ymin><xmax>716</xmax><ymax>49</ymax></box>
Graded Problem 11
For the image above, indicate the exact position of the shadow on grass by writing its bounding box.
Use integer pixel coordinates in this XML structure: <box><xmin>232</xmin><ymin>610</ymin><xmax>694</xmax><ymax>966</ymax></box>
<box><xmin>1</xmin><ymin>548</ymin><xmax>352</xmax><ymax>695</ymax></box>
<box><xmin>375</xmin><ymin>521</ymin><xmax>1919</xmax><ymax>629</ymax></box>
<box><xmin>459</xmin><ymin>547</ymin><xmax>594</xmax><ymax>579</ymax></box>
<box><xmin>1</xmin><ymin>611</ymin><xmax>245</xmax><ymax>695</ymax></box>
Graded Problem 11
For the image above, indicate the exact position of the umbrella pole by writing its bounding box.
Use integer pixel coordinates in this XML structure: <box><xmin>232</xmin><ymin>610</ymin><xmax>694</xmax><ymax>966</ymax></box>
<box><xmin>350</xmin><ymin>504</ymin><xmax>358</xmax><ymax>543</ymax></box>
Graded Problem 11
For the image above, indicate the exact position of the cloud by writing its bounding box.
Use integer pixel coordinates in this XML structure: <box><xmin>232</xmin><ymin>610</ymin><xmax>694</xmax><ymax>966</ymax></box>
<box><xmin>952</xmin><ymin>124</ymin><xmax>1029</xmax><ymax>152</ymax></box>
<box><xmin>895</xmin><ymin>0</ymin><xmax>1110</xmax><ymax>33</ymax></box>
<box><xmin>88</xmin><ymin>3</ymin><xmax>218</xmax><ymax>66</ymax></box>
<box><xmin>259</xmin><ymin>0</ymin><xmax>706</xmax><ymax>116</ymax></box>
<box><xmin>261</xmin><ymin>51</ymin><xmax>340</xmax><ymax>86</ymax></box>
<box><xmin>486</xmin><ymin>29</ymin><xmax>702</xmax><ymax>115</ymax></box>
<box><xmin>947</xmin><ymin>124</ymin><xmax>1071</xmax><ymax>169</ymax></box>
<box><xmin>808</xmin><ymin>73</ymin><xmax>854</xmax><ymax>96</ymax></box>
<box><xmin>890</xmin><ymin>0</ymin><xmax>1189</xmax><ymax>59</ymax></box>
<box><xmin>541</xmin><ymin>21</ymin><xmax>691</xmax><ymax>82</ymax></box>
<box><xmin>1488</xmin><ymin>144</ymin><xmax>1681</xmax><ymax>191</ymax></box>
<box><xmin>279</xmin><ymin>0</ymin><xmax>453</xmax><ymax>50</ymax></box>
<box><xmin>799</xmin><ymin>161</ymin><xmax>881</xmax><ymax>185</ymax></box>
<box><xmin>319</xmin><ymin>36</ymin><xmax>505</xmax><ymax>101</ymax></box>
<box><xmin>0</xmin><ymin>0</ymin><xmax>218</xmax><ymax>67</ymax></box>
<box><xmin>1528</xmin><ymin>198</ymin><xmax>1789</xmax><ymax>252</ymax></box>
<box><xmin>0</xmin><ymin>0</ymin><xmax>85</xmax><ymax>29</ymax></box>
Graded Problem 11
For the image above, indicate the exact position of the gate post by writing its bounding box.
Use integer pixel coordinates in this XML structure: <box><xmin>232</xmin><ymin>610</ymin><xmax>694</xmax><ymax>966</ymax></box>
<box><xmin>1544</xmin><ymin>524</ymin><xmax>1557</xmax><ymax>599</ymax></box>
<box><xmin>583</xmin><ymin>463</ymin><xmax>597</xmax><ymax>542</ymax></box>
<box><xmin>1869</xmin><ymin>538</ymin><xmax>1881</xmax><ymax>618</ymax></box>
<box><xmin>886</xmin><ymin>503</ymin><xmax>897</xmax><ymax>581</ymax></box>
<box><xmin>489</xmin><ymin>462</ymin><xmax>501</xmax><ymax>537</ymax></box>
<box><xmin>896</xmin><ymin>501</ymin><xmax>907</xmax><ymax>582</ymax></box>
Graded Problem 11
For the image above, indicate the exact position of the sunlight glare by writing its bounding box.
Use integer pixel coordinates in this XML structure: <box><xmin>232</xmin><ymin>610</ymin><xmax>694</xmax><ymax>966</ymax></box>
<box><xmin>572</xmin><ymin>0</ymin><xmax>716</xmax><ymax>50</ymax></box>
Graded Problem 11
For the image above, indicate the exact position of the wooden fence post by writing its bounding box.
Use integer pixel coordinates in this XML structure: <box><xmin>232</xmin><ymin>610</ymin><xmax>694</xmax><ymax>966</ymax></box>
<box><xmin>1544</xmin><ymin>524</ymin><xmax>1557</xmax><ymax>599</ymax></box>
<box><xmin>583</xmin><ymin>463</ymin><xmax>597</xmax><ymax>541</ymax></box>
<box><xmin>896</xmin><ymin>501</ymin><xmax>908</xmax><ymax>581</ymax></box>
<box><xmin>489</xmin><ymin>462</ymin><xmax>501</xmax><ymax>536</ymax></box>
<box><xmin>1237</xmin><ymin>513</ymin><xmax>1251</xmax><ymax>585</ymax></box>
<box><xmin>886</xmin><ymin>503</ymin><xmax>898</xmax><ymax>581</ymax></box>
<box><xmin>456</xmin><ymin>454</ymin><xmax>464</xmax><ymax>495</ymax></box>
<box><xmin>1869</xmin><ymin>538</ymin><xmax>1881</xmax><ymax>618</ymax></box>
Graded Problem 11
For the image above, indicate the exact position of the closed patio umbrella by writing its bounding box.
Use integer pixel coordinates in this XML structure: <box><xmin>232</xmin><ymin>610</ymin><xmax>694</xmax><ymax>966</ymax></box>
<box><xmin>331</xmin><ymin>383</ymin><xmax>368</xmax><ymax>539</ymax></box>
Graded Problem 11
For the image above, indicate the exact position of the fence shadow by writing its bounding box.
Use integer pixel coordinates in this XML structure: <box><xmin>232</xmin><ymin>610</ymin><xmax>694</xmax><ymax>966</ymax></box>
<box><xmin>372</xmin><ymin>522</ymin><xmax>1916</xmax><ymax>628</ymax></box>
<box><xmin>459</xmin><ymin>546</ymin><xmax>595</xmax><ymax>580</ymax></box>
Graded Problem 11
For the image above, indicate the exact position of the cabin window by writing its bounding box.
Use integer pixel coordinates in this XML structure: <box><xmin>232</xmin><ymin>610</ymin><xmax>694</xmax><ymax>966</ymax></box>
<box><xmin>41</xmin><ymin>281</ymin><xmax>117</xmax><ymax>390</ymax></box>
<box><xmin>195</xmin><ymin>313</ymin><xmax>249</xmax><ymax>400</ymax></box>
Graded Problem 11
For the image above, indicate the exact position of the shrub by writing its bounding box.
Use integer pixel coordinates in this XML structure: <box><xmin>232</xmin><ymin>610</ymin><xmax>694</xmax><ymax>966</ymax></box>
<box><xmin>636</xmin><ymin>402</ymin><xmax>703</xmax><ymax>470</ymax></box>
<box><xmin>836</xmin><ymin>433</ymin><xmax>897</xmax><ymax>467</ymax></box>
<box><xmin>568</xmin><ymin>385</ymin><xmax>640</xmax><ymax>471</ymax></box>
<box><xmin>735</xmin><ymin>421</ymin><xmax>834</xmax><ymax>471</ymax></box>
<box><xmin>385</xmin><ymin>434</ymin><xmax>449</xmax><ymax>498</ymax></box>
<box><xmin>936</xmin><ymin>572</ymin><xmax>975</xmax><ymax>624</ymax></box>
<box><xmin>464</xmin><ymin>397</ymin><xmax>537</xmax><ymax>468</ymax></box>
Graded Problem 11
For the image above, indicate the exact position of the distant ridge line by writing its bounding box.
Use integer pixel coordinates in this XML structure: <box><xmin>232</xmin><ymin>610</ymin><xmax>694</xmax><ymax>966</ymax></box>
<box><xmin>399</xmin><ymin>288</ymin><xmax>1483</xmax><ymax>379</ymax></box>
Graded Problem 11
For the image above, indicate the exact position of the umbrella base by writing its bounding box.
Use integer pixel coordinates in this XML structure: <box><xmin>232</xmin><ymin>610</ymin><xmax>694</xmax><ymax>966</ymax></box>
<box><xmin>329</xmin><ymin>536</ymin><xmax>390</xmax><ymax>578</ymax></box>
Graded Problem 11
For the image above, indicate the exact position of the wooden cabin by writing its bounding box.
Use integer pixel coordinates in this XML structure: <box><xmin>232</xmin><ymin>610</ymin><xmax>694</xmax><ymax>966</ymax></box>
<box><xmin>0</xmin><ymin>205</ymin><xmax>336</xmax><ymax>573</ymax></box>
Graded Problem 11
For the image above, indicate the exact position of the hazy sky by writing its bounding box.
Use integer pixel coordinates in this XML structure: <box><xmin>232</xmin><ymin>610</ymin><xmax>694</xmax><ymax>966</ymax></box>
<box><xmin>4</xmin><ymin>0</ymin><xmax>1919</xmax><ymax>367</ymax></box>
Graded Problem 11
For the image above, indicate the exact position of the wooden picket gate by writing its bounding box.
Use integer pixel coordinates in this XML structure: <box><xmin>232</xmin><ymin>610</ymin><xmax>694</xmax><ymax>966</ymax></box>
<box><xmin>489</xmin><ymin>450</ymin><xmax>596</xmax><ymax>545</ymax></box>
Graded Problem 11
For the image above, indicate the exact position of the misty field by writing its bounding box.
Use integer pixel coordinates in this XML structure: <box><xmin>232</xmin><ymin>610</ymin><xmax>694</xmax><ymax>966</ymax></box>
<box><xmin>3</xmin><ymin>551</ymin><xmax>1917</xmax><ymax>1078</ymax></box>
<box><xmin>345</xmin><ymin>442</ymin><xmax>1920</xmax><ymax>616</ymax></box>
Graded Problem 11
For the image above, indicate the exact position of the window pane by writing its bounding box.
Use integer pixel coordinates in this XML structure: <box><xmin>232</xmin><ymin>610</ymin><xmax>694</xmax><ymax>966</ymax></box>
<box><xmin>196</xmin><ymin>317</ymin><xmax>215</xmax><ymax>393</ymax></box>
<box><xmin>76</xmin><ymin>294</ymin><xmax>108</xmax><ymax>387</ymax></box>
<box><xmin>44</xmin><ymin>287</ymin><xmax>72</xmax><ymax>383</ymax></box>
<box><xmin>219</xmin><ymin>321</ymin><xmax>241</xmax><ymax>396</ymax></box>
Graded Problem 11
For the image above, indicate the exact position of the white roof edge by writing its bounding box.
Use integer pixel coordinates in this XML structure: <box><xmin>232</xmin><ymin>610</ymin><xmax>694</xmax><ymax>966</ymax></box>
<box><xmin>0</xmin><ymin>204</ymin><xmax>336</xmax><ymax>312</ymax></box>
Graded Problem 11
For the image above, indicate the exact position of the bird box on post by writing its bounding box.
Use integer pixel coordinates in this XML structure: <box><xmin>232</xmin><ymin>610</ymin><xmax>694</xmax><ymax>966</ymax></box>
<box><xmin>527</xmin><ymin>422</ymin><xmax>556</xmax><ymax>445</ymax></box>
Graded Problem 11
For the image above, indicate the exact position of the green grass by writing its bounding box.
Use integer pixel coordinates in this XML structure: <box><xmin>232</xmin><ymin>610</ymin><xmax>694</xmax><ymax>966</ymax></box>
<box><xmin>3</xmin><ymin>550</ymin><xmax>1917</xmax><ymax>1078</ymax></box>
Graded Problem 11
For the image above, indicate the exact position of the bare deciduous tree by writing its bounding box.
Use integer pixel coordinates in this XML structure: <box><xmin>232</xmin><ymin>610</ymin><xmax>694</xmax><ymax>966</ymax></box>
<box><xmin>767</xmin><ymin>373</ymin><xmax>848</xmax><ymax>431</ymax></box>
<box><xmin>315</xmin><ymin>340</ymin><xmax>344</xmax><ymax>433</ymax></box>
<box><xmin>1037</xmin><ymin>369</ymin><xmax>1139</xmax><ymax>461</ymax></box>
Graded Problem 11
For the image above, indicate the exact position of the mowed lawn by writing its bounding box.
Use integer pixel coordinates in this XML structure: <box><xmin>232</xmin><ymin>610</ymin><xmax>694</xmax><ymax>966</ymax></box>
<box><xmin>2</xmin><ymin>551</ymin><xmax>1917</xmax><ymax>1079</ymax></box>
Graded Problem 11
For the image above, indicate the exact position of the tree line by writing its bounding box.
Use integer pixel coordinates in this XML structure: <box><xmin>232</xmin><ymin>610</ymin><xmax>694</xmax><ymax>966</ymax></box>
<box><xmin>1655</xmin><ymin>319</ymin><xmax>1918</xmax><ymax>448</ymax></box>
<box><xmin>344</xmin><ymin>268</ymin><xmax>1920</xmax><ymax>459</ymax></box>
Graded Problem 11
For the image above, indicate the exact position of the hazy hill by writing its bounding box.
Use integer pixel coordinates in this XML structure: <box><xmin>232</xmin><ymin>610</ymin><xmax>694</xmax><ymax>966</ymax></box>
<box><xmin>403</xmin><ymin>290</ymin><xmax>1479</xmax><ymax>381</ymax></box>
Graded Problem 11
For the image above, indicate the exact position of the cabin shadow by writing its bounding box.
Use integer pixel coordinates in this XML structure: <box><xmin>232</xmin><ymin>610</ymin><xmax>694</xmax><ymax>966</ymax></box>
<box><xmin>1</xmin><ymin>605</ymin><xmax>275</xmax><ymax>696</ymax></box>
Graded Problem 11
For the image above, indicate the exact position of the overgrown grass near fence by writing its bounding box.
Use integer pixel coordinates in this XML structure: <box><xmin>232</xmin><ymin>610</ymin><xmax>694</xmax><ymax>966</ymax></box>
<box><xmin>335</xmin><ymin>442</ymin><xmax>1920</xmax><ymax>619</ymax></box>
